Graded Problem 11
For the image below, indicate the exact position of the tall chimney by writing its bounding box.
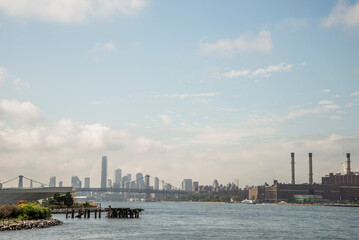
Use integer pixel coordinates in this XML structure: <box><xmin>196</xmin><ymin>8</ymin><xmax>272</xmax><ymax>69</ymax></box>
<box><xmin>346</xmin><ymin>153</ymin><xmax>351</xmax><ymax>175</ymax></box>
<box><xmin>309</xmin><ymin>153</ymin><xmax>313</xmax><ymax>184</ymax></box>
<box><xmin>291</xmin><ymin>153</ymin><xmax>295</xmax><ymax>184</ymax></box>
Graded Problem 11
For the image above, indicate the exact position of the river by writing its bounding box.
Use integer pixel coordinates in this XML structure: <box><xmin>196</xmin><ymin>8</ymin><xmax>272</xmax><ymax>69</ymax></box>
<box><xmin>1</xmin><ymin>202</ymin><xmax>358</xmax><ymax>239</ymax></box>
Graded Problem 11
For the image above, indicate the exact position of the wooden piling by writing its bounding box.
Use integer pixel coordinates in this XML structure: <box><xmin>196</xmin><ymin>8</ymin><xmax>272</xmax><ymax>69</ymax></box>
<box><xmin>71</xmin><ymin>209</ymin><xmax>75</xmax><ymax>219</ymax></box>
<box><xmin>66</xmin><ymin>208</ymin><xmax>69</xmax><ymax>219</ymax></box>
<box><xmin>99</xmin><ymin>209</ymin><xmax>101</xmax><ymax>218</ymax></box>
<box><xmin>94</xmin><ymin>209</ymin><xmax>97</xmax><ymax>218</ymax></box>
<box><xmin>87</xmin><ymin>209</ymin><xmax>90</xmax><ymax>218</ymax></box>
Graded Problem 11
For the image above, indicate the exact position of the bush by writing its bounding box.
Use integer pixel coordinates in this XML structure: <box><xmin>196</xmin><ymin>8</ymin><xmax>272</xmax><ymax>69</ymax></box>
<box><xmin>18</xmin><ymin>203</ymin><xmax>51</xmax><ymax>220</ymax></box>
<box><xmin>0</xmin><ymin>204</ymin><xmax>21</xmax><ymax>219</ymax></box>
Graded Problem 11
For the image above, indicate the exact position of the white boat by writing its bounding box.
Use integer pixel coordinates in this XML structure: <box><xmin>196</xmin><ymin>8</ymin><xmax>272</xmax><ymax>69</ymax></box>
<box><xmin>241</xmin><ymin>199</ymin><xmax>256</xmax><ymax>204</ymax></box>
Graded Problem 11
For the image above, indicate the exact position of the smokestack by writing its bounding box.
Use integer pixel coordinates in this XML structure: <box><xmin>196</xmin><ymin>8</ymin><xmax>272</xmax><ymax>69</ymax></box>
<box><xmin>346</xmin><ymin>153</ymin><xmax>351</xmax><ymax>175</ymax></box>
<box><xmin>309</xmin><ymin>153</ymin><xmax>313</xmax><ymax>184</ymax></box>
<box><xmin>291</xmin><ymin>153</ymin><xmax>295</xmax><ymax>184</ymax></box>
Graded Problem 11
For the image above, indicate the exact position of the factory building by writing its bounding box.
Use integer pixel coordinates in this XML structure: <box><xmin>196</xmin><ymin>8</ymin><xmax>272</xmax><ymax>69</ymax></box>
<box><xmin>249</xmin><ymin>153</ymin><xmax>359</xmax><ymax>202</ymax></box>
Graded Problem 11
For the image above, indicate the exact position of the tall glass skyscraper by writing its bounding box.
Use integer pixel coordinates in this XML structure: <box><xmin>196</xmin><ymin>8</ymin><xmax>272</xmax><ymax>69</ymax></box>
<box><xmin>101</xmin><ymin>156</ymin><xmax>107</xmax><ymax>189</ymax></box>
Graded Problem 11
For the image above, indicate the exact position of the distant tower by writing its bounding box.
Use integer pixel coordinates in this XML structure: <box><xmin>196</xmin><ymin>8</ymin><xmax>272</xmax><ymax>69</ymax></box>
<box><xmin>59</xmin><ymin>181</ymin><xmax>63</xmax><ymax>187</ymax></box>
<box><xmin>154</xmin><ymin>177</ymin><xmax>159</xmax><ymax>190</ymax></box>
<box><xmin>101</xmin><ymin>156</ymin><xmax>108</xmax><ymax>189</ymax></box>
<box><xmin>49</xmin><ymin>176</ymin><xmax>56</xmax><ymax>187</ymax></box>
<box><xmin>309</xmin><ymin>153</ymin><xmax>313</xmax><ymax>184</ymax></box>
<box><xmin>84</xmin><ymin>177</ymin><xmax>90</xmax><ymax>188</ymax></box>
<box><xmin>114</xmin><ymin>169</ymin><xmax>122</xmax><ymax>188</ymax></box>
<box><xmin>291</xmin><ymin>153</ymin><xmax>295</xmax><ymax>184</ymax></box>
<box><xmin>346</xmin><ymin>153</ymin><xmax>351</xmax><ymax>175</ymax></box>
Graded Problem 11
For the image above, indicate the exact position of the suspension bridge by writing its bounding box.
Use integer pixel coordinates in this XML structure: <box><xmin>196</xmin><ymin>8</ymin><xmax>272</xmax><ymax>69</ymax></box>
<box><xmin>0</xmin><ymin>175</ymin><xmax>186</xmax><ymax>203</ymax></box>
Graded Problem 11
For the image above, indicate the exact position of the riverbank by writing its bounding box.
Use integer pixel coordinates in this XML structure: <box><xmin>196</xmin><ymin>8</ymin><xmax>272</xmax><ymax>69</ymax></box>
<box><xmin>0</xmin><ymin>218</ymin><xmax>62</xmax><ymax>231</ymax></box>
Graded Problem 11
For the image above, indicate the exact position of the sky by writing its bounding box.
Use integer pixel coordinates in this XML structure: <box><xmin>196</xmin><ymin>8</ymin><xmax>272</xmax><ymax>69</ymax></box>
<box><xmin>0</xmin><ymin>0</ymin><xmax>359</xmax><ymax>188</ymax></box>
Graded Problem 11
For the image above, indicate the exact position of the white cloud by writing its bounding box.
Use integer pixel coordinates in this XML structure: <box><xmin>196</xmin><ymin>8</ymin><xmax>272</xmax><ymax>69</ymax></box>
<box><xmin>89</xmin><ymin>41</ymin><xmax>116</xmax><ymax>54</ymax></box>
<box><xmin>136</xmin><ymin>136</ymin><xmax>163</xmax><ymax>153</ymax></box>
<box><xmin>322</xmin><ymin>0</ymin><xmax>359</xmax><ymax>28</ymax></box>
<box><xmin>13</xmin><ymin>78</ymin><xmax>30</xmax><ymax>88</ymax></box>
<box><xmin>318</xmin><ymin>100</ymin><xmax>333</xmax><ymax>105</ymax></box>
<box><xmin>0</xmin><ymin>99</ymin><xmax>43</xmax><ymax>125</ymax></box>
<box><xmin>200</xmin><ymin>30</ymin><xmax>273</xmax><ymax>56</ymax></box>
<box><xmin>158</xmin><ymin>114</ymin><xmax>171</xmax><ymax>125</ymax></box>
<box><xmin>0</xmin><ymin>67</ymin><xmax>7</xmax><ymax>86</ymax></box>
<box><xmin>320</xmin><ymin>89</ymin><xmax>332</xmax><ymax>93</ymax></box>
<box><xmin>166</xmin><ymin>92</ymin><xmax>220</xmax><ymax>99</ymax></box>
<box><xmin>224</xmin><ymin>62</ymin><xmax>293</xmax><ymax>79</ymax></box>
<box><xmin>330</xmin><ymin>116</ymin><xmax>342</xmax><ymax>120</ymax></box>
<box><xmin>0</xmin><ymin>0</ymin><xmax>147</xmax><ymax>23</ymax></box>
<box><xmin>224</xmin><ymin>70</ymin><xmax>250</xmax><ymax>78</ymax></box>
<box><xmin>252</xmin><ymin>62</ymin><xmax>292</xmax><ymax>77</ymax></box>
<box><xmin>351</xmin><ymin>91</ymin><xmax>359</xmax><ymax>96</ymax></box>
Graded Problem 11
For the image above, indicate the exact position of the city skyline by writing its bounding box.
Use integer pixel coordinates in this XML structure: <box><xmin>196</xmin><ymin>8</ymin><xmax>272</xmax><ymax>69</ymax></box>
<box><xmin>0</xmin><ymin>0</ymin><xmax>359</xmax><ymax>187</ymax></box>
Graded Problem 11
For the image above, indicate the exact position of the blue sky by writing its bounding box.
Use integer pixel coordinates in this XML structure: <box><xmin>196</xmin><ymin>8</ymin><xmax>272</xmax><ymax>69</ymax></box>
<box><xmin>0</xmin><ymin>0</ymin><xmax>359</xmax><ymax>188</ymax></box>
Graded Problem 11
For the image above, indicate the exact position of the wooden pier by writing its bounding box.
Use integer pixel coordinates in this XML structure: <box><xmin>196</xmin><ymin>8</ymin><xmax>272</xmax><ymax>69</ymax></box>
<box><xmin>60</xmin><ymin>207</ymin><xmax>144</xmax><ymax>219</ymax></box>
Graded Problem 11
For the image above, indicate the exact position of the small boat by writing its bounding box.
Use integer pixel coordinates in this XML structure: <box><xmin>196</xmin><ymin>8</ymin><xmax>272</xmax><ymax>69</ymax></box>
<box><xmin>241</xmin><ymin>199</ymin><xmax>256</xmax><ymax>204</ymax></box>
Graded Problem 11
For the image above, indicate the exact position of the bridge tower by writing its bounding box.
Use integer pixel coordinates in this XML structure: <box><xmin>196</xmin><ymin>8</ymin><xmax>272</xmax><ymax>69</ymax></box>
<box><xmin>18</xmin><ymin>175</ymin><xmax>24</xmax><ymax>188</ymax></box>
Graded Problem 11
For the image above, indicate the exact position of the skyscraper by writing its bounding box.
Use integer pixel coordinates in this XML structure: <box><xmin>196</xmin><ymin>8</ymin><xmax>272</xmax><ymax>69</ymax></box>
<box><xmin>59</xmin><ymin>181</ymin><xmax>63</xmax><ymax>187</ymax></box>
<box><xmin>182</xmin><ymin>179</ymin><xmax>193</xmax><ymax>192</ymax></box>
<box><xmin>49</xmin><ymin>176</ymin><xmax>56</xmax><ymax>187</ymax></box>
<box><xmin>114</xmin><ymin>168</ymin><xmax>122</xmax><ymax>188</ymax></box>
<box><xmin>101</xmin><ymin>156</ymin><xmax>107</xmax><ymax>189</ymax></box>
<box><xmin>84</xmin><ymin>177</ymin><xmax>90</xmax><ymax>188</ymax></box>
<box><xmin>154</xmin><ymin>177</ymin><xmax>159</xmax><ymax>190</ymax></box>
<box><xmin>71</xmin><ymin>176</ymin><xmax>81</xmax><ymax>188</ymax></box>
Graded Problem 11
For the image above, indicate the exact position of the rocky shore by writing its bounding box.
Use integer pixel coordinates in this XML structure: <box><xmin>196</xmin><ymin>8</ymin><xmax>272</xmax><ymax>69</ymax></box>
<box><xmin>0</xmin><ymin>218</ymin><xmax>62</xmax><ymax>231</ymax></box>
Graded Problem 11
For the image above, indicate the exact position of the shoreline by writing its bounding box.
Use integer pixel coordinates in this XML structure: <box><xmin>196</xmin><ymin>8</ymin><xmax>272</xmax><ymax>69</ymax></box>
<box><xmin>0</xmin><ymin>218</ymin><xmax>62</xmax><ymax>231</ymax></box>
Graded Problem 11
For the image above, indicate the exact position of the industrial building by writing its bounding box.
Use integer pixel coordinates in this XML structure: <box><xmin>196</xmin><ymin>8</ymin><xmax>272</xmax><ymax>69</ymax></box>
<box><xmin>249</xmin><ymin>153</ymin><xmax>359</xmax><ymax>202</ymax></box>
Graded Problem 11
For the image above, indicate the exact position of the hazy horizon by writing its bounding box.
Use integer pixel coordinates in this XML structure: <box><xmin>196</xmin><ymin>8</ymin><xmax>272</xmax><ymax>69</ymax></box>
<box><xmin>0</xmin><ymin>0</ymin><xmax>359</xmax><ymax>188</ymax></box>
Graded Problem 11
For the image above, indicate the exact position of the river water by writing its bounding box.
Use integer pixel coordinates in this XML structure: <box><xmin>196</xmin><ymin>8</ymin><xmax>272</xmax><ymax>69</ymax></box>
<box><xmin>1</xmin><ymin>202</ymin><xmax>358</xmax><ymax>239</ymax></box>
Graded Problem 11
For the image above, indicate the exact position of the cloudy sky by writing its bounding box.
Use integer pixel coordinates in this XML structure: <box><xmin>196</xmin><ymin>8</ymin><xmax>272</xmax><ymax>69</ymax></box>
<box><xmin>0</xmin><ymin>0</ymin><xmax>359</xmax><ymax>188</ymax></box>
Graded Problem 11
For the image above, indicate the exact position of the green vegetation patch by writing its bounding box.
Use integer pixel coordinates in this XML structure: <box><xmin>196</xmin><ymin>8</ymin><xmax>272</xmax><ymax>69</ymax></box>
<box><xmin>0</xmin><ymin>203</ymin><xmax>51</xmax><ymax>220</ymax></box>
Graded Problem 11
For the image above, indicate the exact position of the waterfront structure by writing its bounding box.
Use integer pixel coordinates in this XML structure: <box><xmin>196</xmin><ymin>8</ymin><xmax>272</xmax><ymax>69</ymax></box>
<box><xmin>49</xmin><ymin>176</ymin><xmax>56</xmax><ymax>187</ymax></box>
<box><xmin>114</xmin><ymin>169</ymin><xmax>122</xmax><ymax>188</ymax></box>
<box><xmin>182</xmin><ymin>179</ymin><xmax>193</xmax><ymax>192</ymax></box>
<box><xmin>101</xmin><ymin>156</ymin><xmax>107</xmax><ymax>189</ymax></box>
<box><xmin>84</xmin><ymin>177</ymin><xmax>90</xmax><ymax>188</ymax></box>
<box><xmin>193</xmin><ymin>181</ymin><xmax>198</xmax><ymax>191</ymax></box>
<box><xmin>71</xmin><ymin>176</ymin><xmax>82</xmax><ymax>188</ymax></box>
<box><xmin>250</xmin><ymin>153</ymin><xmax>359</xmax><ymax>202</ymax></box>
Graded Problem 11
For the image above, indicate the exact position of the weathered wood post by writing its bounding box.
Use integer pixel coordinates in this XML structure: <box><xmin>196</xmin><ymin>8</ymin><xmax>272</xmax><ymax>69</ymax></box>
<box><xmin>71</xmin><ymin>209</ymin><xmax>75</xmax><ymax>218</ymax></box>
<box><xmin>84</xmin><ymin>209</ymin><xmax>87</xmax><ymax>218</ymax></box>
<box><xmin>94</xmin><ymin>209</ymin><xmax>97</xmax><ymax>218</ymax></box>
<box><xmin>87</xmin><ymin>209</ymin><xmax>90</xmax><ymax>218</ymax></box>
<box><xmin>108</xmin><ymin>206</ymin><xmax>112</xmax><ymax>218</ymax></box>
<box><xmin>66</xmin><ymin>208</ymin><xmax>69</xmax><ymax>219</ymax></box>
<box><xmin>99</xmin><ymin>209</ymin><xmax>101</xmax><ymax>218</ymax></box>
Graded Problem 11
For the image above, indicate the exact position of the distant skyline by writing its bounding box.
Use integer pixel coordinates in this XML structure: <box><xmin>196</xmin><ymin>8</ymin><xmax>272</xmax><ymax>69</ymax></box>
<box><xmin>0</xmin><ymin>0</ymin><xmax>359</xmax><ymax>187</ymax></box>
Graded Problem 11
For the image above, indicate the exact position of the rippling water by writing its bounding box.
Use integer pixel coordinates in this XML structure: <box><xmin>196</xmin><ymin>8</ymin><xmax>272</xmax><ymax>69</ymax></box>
<box><xmin>2</xmin><ymin>202</ymin><xmax>358</xmax><ymax>239</ymax></box>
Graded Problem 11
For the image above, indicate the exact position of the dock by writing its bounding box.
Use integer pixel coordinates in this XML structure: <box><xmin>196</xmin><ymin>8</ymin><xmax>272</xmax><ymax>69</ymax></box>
<box><xmin>54</xmin><ymin>207</ymin><xmax>144</xmax><ymax>219</ymax></box>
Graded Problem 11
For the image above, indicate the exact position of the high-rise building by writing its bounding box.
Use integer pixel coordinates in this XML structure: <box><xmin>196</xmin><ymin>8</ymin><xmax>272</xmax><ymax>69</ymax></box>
<box><xmin>182</xmin><ymin>179</ymin><xmax>193</xmax><ymax>192</ymax></box>
<box><xmin>154</xmin><ymin>177</ymin><xmax>159</xmax><ymax>190</ymax></box>
<box><xmin>107</xmin><ymin>179</ymin><xmax>112</xmax><ymax>188</ymax></box>
<box><xmin>101</xmin><ymin>156</ymin><xmax>107</xmax><ymax>189</ymax></box>
<box><xmin>136</xmin><ymin>172</ymin><xmax>144</xmax><ymax>189</ymax></box>
<box><xmin>114</xmin><ymin>169</ymin><xmax>122</xmax><ymax>188</ymax></box>
<box><xmin>84</xmin><ymin>177</ymin><xmax>90</xmax><ymax>188</ymax></box>
<box><xmin>126</xmin><ymin>174</ymin><xmax>132</xmax><ymax>182</ymax></box>
<box><xmin>59</xmin><ymin>181</ymin><xmax>63</xmax><ymax>187</ymax></box>
<box><xmin>213</xmin><ymin>179</ymin><xmax>219</xmax><ymax>188</ymax></box>
<box><xmin>49</xmin><ymin>176</ymin><xmax>56</xmax><ymax>187</ymax></box>
<box><xmin>71</xmin><ymin>176</ymin><xmax>82</xmax><ymax>188</ymax></box>
<box><xmin>193</xmin><ymin>181</ymin><xmax>199</xmax><ymax>191</ymax></box>
<box><xmin>233</xmin><ymin>179</ymin><xmax>239</xmax><ymax>187</ymax></box>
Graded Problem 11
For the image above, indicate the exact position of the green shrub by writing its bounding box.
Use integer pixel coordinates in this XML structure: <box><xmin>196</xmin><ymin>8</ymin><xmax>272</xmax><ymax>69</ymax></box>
<box><xmin>0</xmin><ymin>204</ymin><xmax>21</xmax><ymax>219</ymax></box>
<box><xmin>18</xmin><ymin>203</ymin><xmax>51</xmax><ymax>220</ymax></box>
